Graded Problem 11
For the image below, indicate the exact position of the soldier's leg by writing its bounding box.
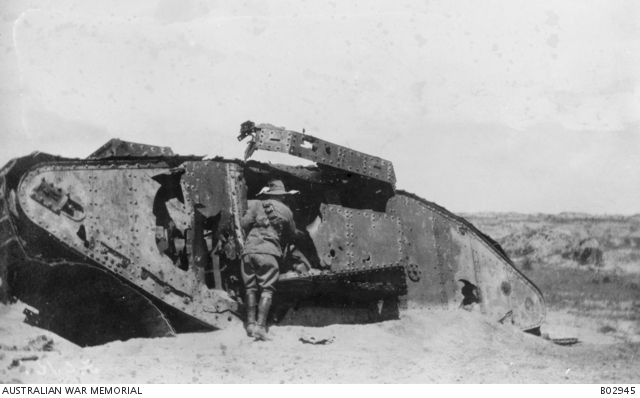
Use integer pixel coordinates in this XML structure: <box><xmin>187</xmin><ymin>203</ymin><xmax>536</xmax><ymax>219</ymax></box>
<box><xmin>241</xmin><ymin>255</ymin><xmax>258</xmax><ymax>337</ymax></box>
<box><xmin>255</xmin><ymin>254</ymin><xmax>280</xmax><ymax>298</ymax></box>
<box><xmin>254</xmin><ymin>254</ymin><xmax>280</xmax><ymax>341</ymax></box>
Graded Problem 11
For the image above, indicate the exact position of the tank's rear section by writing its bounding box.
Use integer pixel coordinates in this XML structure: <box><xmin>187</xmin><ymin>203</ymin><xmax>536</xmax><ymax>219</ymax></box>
<box><xmin>0</xmin><ymin>141</ymin><xmax>244</xmax><ymax>346</ymax></box>
<box><xmin>0</xmin><ymin>157</ymin><xmax>26</xmax><ymax>304</ymax></box>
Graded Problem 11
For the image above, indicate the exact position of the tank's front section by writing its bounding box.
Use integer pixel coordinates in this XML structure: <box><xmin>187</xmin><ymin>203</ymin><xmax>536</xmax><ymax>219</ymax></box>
<box><xmin>237</xmin><ymin>122</ymin><xmax>545</xmax><ymax>331</ymax></box>
<box><xmin>387</xmin><ymin>192</ymin><xmax>546</xmax><ymax>332</ymax></box>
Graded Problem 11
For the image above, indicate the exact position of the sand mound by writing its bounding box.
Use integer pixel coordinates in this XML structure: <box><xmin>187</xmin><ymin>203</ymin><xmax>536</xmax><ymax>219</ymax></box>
<box><xmin>3</xmin><ymin>301</ymin><xmax>582</xmax><ymax>384</ymax></box>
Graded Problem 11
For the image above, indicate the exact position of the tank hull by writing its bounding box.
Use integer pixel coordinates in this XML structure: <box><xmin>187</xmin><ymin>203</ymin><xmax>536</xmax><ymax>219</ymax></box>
<box><xmin>0</xmin><ymin>134</ymin><xmax>545</xmax><ymax>345</ymax></box>
<box><xmin>388</xmin><ymin>191</ymin><xmax>545</xmax><ymax>331</ymax></box>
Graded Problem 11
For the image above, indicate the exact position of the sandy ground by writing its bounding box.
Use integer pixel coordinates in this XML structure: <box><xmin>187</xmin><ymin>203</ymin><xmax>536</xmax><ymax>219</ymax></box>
<box><xmin>1</xmin><ymin>301</ymin><xmax>638</xmax><ymax>384</ymax></box>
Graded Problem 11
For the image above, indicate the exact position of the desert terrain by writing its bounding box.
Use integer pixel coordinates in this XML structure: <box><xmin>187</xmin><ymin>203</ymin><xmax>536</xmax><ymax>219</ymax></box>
<box><xmin>1</xmin><ymin>212</ymin><xmax>639</xmax><ymax>384</ymax></box>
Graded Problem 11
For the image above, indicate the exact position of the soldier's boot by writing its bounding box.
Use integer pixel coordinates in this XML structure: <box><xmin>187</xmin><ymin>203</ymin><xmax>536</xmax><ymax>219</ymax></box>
<box><xmin>254</xmin><ymin>296</ymin><xmax>273</xmax><ymax>341</ymax></box>
<box><xmin>245</xmin><ymin>291</ymin><xmax>257</xmax><ymax>337</ymax></box>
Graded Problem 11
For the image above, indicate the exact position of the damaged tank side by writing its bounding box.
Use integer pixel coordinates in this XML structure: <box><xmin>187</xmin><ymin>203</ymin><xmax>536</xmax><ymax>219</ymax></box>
<box><xmin>387</xmin><ymin>191</ymin><xmax>545</xmax><ymax>332</ymax></box>
<box><xmin>241</xmin><ymin>122</ymin><xmax>546</xmax><ymax>331</ymax></box>
<box><xmin>0</xmin><ymin>144</ymin><xmax>245</xmax><ymax>346</ymax></box>
<box><xmin>1</xmin><ymin>123</ymin><xmax>547</xmax><ymax>345</ymax></box>
<box><xmin>0</xmin><ymin>152</ymin><xmax>177</xmax><ymax>346</ymax></box>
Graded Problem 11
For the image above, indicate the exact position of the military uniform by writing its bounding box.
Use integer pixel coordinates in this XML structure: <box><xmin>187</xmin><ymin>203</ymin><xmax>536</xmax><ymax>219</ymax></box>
<box><xmin>240</xmin><ymin>199</ymin><xmax>296</xmax><ymax>298</ymax></box>
<box><xmin>240</xmin><ymin>180</ymin><xmax>298</xmax><ymax>341</ymax></box>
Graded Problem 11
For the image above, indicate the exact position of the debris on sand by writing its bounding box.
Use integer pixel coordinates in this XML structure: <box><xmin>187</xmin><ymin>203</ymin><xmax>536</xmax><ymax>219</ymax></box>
<box><xmin>0</xmin><ymin>335</ymin><xmax>54</xmax><ymax>352</ymax></box>
<box><xmin>299</xmin><ymin>332</ymin><xmax>335</xmax><ymax>345</ymax></box>
<box><xmin>8</xmin><ymin>356</ymin><xmax>38</xmax><ymax>370</ymax></box>
<box><xmin>26</xmin><ymin>335</ymin><xmax>55</xmax><ymax>352</ymax></box>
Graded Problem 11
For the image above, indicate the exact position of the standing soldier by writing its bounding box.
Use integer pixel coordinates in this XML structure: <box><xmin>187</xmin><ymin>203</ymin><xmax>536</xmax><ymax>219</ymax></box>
<box><xmin>240</xmin><ymin>179</ymin><xmax>298</xmax><ymax>341</ymax></box>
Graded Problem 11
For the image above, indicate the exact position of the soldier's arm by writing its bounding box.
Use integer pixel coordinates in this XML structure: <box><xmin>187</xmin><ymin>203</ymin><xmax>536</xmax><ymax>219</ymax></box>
<box><xmin>285</xmin><ymin>212</ymin><xmax>298</xmax><ymax>242</ymax></box>
<box><xmin>240</xmin><ymin>201</ymin><xmax>257</xmax><ymax>233</ymax></box>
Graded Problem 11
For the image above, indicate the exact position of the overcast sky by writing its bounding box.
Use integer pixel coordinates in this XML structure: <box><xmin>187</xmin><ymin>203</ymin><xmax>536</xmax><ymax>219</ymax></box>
<box><xmin>0</xmin><ymin>0</ymin><xmax>638</xmax><ymax>214</ymax></box>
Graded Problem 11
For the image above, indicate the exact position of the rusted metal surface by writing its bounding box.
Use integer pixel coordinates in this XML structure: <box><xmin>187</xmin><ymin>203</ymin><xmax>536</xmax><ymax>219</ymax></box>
<box><xmin>241</xmin><ymin>123</ymin><xmax>396</xmax><ymax>185</ymax></box>
<box><xmin>182</xmin><ymin>161</ymin><xmax>232</xmax><ymax>289</ymax></box>
<box><xmin>0</xmin><ymin>158</ymin><xmax>177</xmax><ymax>345</ymax></box>
<box><xmin>311</xmin><ymin>204</ymin><xmax>405</xmax><ymax>272</ymax></box>
<box><xmin>276</xmin><ymin>297</ymin><xmax>401</xmax><ymax>327</ymax></box>
<box><xmin>15</xmin><ymin>160</ymin><xmax>242</xmax><ymax>334</ymax></box>
<box><xmin>0</xmin><ymin>172</ymin><xmax>20</xmax><ymax>303</ymax></box>
<box><xmin>88</xmin><ymin>139</ymin><xmax>174</xmax><ymax>159</ymax></box>
<box><xmin>226</xmin><ymin>163</ymin><xmax>247</xmax><ymax>256</ymax></box>
<box><xmin>0</xmin><ymin>130</ymin><xmax>547</xmax><ymax>345</ymax></box>
<box><xmin>16</xmin><ymin>264</ymin><xmax>176</xmax><ymax>347</ymax></box>
<box><xmin>278</xmin><ymin>265</ymin><xmax>406</xmax><ymax>302</ymax></box>
<box><xmin>387</xmin><ymin>190</ymin><xmax>546</xmax><ymax>331</ymax></box>
<box><xmin>385</xmin><ymin>195</ymin><xmax>442</xmax><ymax>310</ymax></box>
<box><xmin>505</xmin><ymin>265</ymin><xmax>546</xmax><ymax>329</ymax></box>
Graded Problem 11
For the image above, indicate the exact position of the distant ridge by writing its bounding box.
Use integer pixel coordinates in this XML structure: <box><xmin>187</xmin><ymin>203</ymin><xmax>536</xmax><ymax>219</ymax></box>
<box><xmin>460</xmin><ymin>212</ymin><xmax>640</xmax><ymax>222</ymax></box>
<box><xmin>459</xmin><ymin>211</ymin><xmax>640</xmax><ymax>275</ymax></box>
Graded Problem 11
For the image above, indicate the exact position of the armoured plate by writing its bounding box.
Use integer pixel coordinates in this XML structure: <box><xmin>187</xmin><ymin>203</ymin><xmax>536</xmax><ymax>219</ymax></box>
<box><xmin>183</xmin><ymin>161</ymin><xmax>232</xmax><ymax>288</ymax></box>
<box><xmin>470</xmin><ymin>237</ymin><xmax>512</xmax><ymax>318</ymax></box>
<box><xmin>252</xmin><ymin>127</ymin><xmax>396</xmax><ymax>185</ymax></box>
<box><xmin>16</xmin><ymin>161</ymin><xmax>241</xmax><ymax>331</ymax></box>
<box><xmin>278</xmin><ymin>265</ymin><xmax>407</xmax><ymax>301</ymax></box>
<box><xmin>385</xmin><ymin>196</ymin><xmax>441</xmax><ymax>310</ymax></box>
<box><xmin>0</xmin><ymin>173</ymin><xmax>19</xmax><ymax>302</ymax></box>
<box><xmin>88</xmin><ymin>139</ymin><xmax>174</xmax><ymax>159</ymax></box>
<box><xmin>449</xmin><ymin>223</ymin><xmax>480</xmax><ymax>306</ymax></box>
<box><xmin>311</xmin><ymin>204</ymin><xmax>405</xmax><ymax>272</ymax></box>
<box><xmin>387</xmin><ymin>191</ymin><xmax>545</xmax><ymax>330</ymax></box>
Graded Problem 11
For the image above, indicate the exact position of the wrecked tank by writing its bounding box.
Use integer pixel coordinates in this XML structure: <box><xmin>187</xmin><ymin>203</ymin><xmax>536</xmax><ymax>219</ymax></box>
<box><xmin>0</xmin><ymin>121</ymin><xmax>546</xmax><ymax>346</ymax></box>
